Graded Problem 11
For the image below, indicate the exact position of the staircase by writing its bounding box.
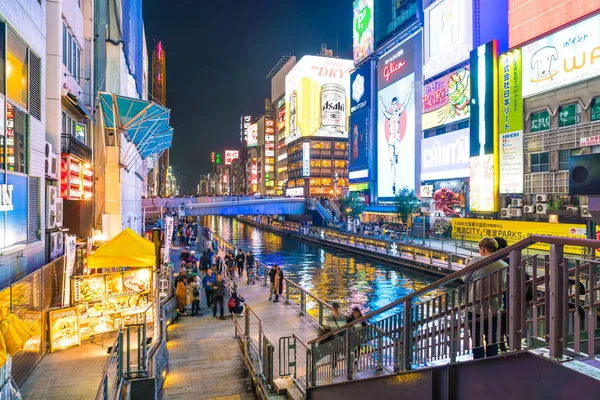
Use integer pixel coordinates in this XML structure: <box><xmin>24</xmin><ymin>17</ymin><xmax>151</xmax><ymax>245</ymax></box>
<box><xmin>278</xmin><ymin>235</ymin><xmax>600</xmax><ymax>399</ymax></box>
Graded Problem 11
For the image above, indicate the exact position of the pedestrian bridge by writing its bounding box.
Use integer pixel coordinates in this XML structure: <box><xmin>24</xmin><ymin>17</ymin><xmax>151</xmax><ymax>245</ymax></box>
<box><xmin>141</xmin><ymin>196</ymin><xmax>307</xmax><ymax>216</ymax></box>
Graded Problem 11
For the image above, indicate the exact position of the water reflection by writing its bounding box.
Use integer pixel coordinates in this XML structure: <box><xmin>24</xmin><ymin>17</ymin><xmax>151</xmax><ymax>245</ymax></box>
<box><xmin>203</xmin><ymin>216</ymin><xmax>447</xmax><ymax>320</ymax></box>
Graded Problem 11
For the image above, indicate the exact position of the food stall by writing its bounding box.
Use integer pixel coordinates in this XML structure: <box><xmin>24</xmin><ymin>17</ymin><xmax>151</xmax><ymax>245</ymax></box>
<box><xmin>69</xmin><ymin>228</ymin><xmax>158</xmax><ymax>342</ymax></box>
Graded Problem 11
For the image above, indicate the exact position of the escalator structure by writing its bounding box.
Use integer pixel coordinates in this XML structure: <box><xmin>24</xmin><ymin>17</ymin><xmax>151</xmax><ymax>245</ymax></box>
<box><xmin>279</xmin><ymin>235</ymin><xmax>600</xmax><ymax>399</ymax></box>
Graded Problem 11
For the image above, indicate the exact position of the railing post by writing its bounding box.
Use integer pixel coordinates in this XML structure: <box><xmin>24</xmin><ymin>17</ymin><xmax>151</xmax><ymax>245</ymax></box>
<box><xmin>259</xmin><ymin>321</ymin><xmax>263</xmax><ymax>357</ymax></box>
<box><xmin>402</xmin><ymin>299</ymin><xmax>413</xmax><ymax>371</ymax></box>
<box><xmin>376</xmin><ymin>334</ymin><xmax>384</xmax><ymax>372</ymax></box>
<box><xmin>549</xmin><ymin>244</ymin><xmax>565</xmax><ymax>359</ymax></box>
<box><xmin>345</xmin><ymin>328</ymin><xmax>353</xmax><ymax>381</ymax></box>
<box><xmin>245</xmin><ymin>306</ymin><xmax>250</xmax><ymax>338</ymax></box>
<box><xmin>508</xmin><ymin>249</ymin><xmax>523</xmax><ymax>351</ymax></box>
<box><xmin>103</xmin><ymin>376</ymin><xmax>108</xmax><ymax>400</ymax></box>
<box><xmin>306</xmin><ymin>347</ymin><xmax>311</xmax><ymax>389</ymax></box>
<box><xmin>118</xmin><ymin>331</ymin><xmax>124</xmax><ymax>380</ymax></box>
<box><xmin>310</xmin><ymin>342</ymin><xmax>317</xmax><ymax>387</ymax></box>
<box><xmin>286</xmin><ymin>283</ymin><xmax>290</xmax><ymax>305</ymax></box>
<box><xmin>448</xmin><ymin>254</ymin><xmax>453</xmax><ymax>270</ymax></box>
<box><xmin>300</xmin><ymin>291</ymin><xmax>306</xmax><ymax>316</ymax></box>
<box><xmin>318</xmin><ymin>302</ymin><xmax>324</xmax><ymax>327</ymax></box>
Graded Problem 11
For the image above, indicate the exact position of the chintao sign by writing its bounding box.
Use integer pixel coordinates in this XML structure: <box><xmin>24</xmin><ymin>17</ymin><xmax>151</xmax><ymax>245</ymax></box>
<box><xmin>421</xmin><ymin>129</ymin><xmax>470</xmax><ymax>181</ymax></box>
<box><xmin>522</xmin><ymin>13</ymin><xmax>600</xmax><ymax>98</ymax></box>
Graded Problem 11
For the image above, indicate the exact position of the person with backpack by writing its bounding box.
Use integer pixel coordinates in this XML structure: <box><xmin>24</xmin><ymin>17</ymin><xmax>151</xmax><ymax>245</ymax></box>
<box><xmin>235</xmin><ymin>249</ymin><xmax>245</xmax><ymax>278</ymax></box>
<box><xmin>212</xmin><ymin>274</ymin><xmax>226</xmax><ymax>319</ymax></box>
<box><xmin>199</xmin><ymin>250</ymin><xmax>210</xmax><ymax>278</ymax></box>
<box><xmin>202</xmin><ymin>268</ymin><xmax>216</xmax><ymax>308</ymax></box>
<box><xmin>273</xmin><ymin>266</ymin><xmax>284</xmax><ymax>303</ymax></box>
<box><xmin>268</xmin><ymin>265</ymin><xmax>278</xmax><ymax>301</ymax></box>
<box><xmin>189</xmin><ymin>275</ymin><xmax>201</xmax><ymax>316</ymax></box>
<box><xmin>228</xmin><ymin>290</ymin><xmax>245</xmax><ymax>316</ymax></box>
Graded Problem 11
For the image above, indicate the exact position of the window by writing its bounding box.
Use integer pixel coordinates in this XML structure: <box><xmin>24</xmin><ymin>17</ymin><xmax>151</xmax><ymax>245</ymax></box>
<box><xmin>559</xmin><ymin>150</ymin><xmax>570</xmax><ymax>171</ymax></box>
<box><xmin>6</xmin><ymin>102</ymin><xmax>27</xmax><ymax>173</ymax></box>
<box><xmin>7</xmin><ymin>29</ymin><xmax>28</xmax><ymax>110</ymax></box>
<box><xmin>62</xmin><ymin>111</ymin><xmax>87</xmax><ymax>145</ymax></box>
<box><xmin>558</xmin><ymin>103</ymin><xmax>578</xmax><ymax>127</ymax></box>
<box><xmin>531</xmin><ymin>110</ymin><xmax>550</xmax><ymax>132</ymax></box>
<box><xmin>62</xmin><ymin>24</ymin><xmax>81</xmax><ymax>82</ymax></box>
<box><xmin>591</xmin><ymin>98</ymin><xmax>600</xmax><ymax>122</ymax></box>
<box><xmin>530</xmin><ymin>152</ymin><xmax>549</xmax><ymax>173</ymax></box>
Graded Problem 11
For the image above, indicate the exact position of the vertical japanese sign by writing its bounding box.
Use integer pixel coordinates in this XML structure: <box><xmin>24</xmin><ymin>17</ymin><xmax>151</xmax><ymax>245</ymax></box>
<box><xmin>63</xmin><ymin>234</ymin><xmax>77</xmax><ymax>307</ymax></box>
<box><xmin>499</xmin><ymin>49</ymin><xmax>524</xmax><ymax>194</ymax></box>
<box><xmin>302</xmin><ymin>142</ymin><xmax>311</xmax><ymax>177</ymax></box>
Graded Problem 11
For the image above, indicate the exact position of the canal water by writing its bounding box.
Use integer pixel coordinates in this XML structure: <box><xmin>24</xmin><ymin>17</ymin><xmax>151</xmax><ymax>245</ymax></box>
<box><xmin>203</xmin><ymin>216</ymin><xmax>447</xmax><ymax>320</ymax></box>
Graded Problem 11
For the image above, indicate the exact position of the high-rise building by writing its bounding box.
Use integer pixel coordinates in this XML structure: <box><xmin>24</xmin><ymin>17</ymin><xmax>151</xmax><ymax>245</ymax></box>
<box><xmin>151</xmin><ymin>41</ymin><xmax>170</xmax><ymax>197</ymax></box>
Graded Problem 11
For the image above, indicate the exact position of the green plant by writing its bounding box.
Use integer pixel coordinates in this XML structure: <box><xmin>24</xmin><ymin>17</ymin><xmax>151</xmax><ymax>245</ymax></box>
<box><xmin>394</xmin><ymin>187</ymin><xmax>421</xmax><ymax>224</ymax></box>
<box><xmin>547</xmin><ymin>199</ymin><xmax>563</xmax><ymax>212</ymax></box>
<box><xmin>340</xmin><ymin>193</ymin><xmax>365</xmax><ymax>218</ymax></box>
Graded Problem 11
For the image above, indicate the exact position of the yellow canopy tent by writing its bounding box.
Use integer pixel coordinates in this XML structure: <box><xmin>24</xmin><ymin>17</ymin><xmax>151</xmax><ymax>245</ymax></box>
<box><xmin>87</xmin><ymin>228</ymin><xmax>156</xmax><ymax>269</ymax></box>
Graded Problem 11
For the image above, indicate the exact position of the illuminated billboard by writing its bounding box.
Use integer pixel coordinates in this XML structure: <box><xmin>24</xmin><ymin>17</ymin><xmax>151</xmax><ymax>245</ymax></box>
<box><xmin>353</xmin><ymin>0</ymin><xmax>374</xmax><ymax>65</ymax></box>
<box><xmin>422</xmin><ymin>66</ymin><xmax>470</xmax><ymax>130</ymax></box>
<box><xmin>240</xmin><ymin>115</ymin><xmax>252</xmax><ymax>144</ymax></box>
<box><xmin>469</xmin><ymin>41</ymin><xmax>498</xmax><ymax>212</ymax></box>
<box><xmin>423</xmin><ymin>0</ymin><xmax>473</xmax><ymax>79</ymax></box>
<box><xmin>350</xmin><ymin>62</ymin><xmax>372</xmax><ymax>175</ymax></box>
<box><xmin>421</xmin><ymin>128</ymin><xmax>470</xmax><ymax>181</ymax></box>
<box><xmin>247</xmin><ymin>123</ymin><xmax>258</xmax><ymax>147</ymax></box>
<box><xmin>285</xmin><ymin>55</ymin><xmax>354</xmax><ymax>145</ymax></box>
<box><xmin>377</xmin><ymin>33</ymin><xmax>420</xmax><ymax>199</ymax></box>
<box><xmin>499</xmin><ymin>49</ymin><xmax>524</xmax><ymax>194</ymax></box>
<box><xmin>522</xmin><ymin>13</ymin><xmax>600</xmax><ymax>98</ymax></box>
<box><xmin>225</xmin><ymin>150</ymin><xmax>239</xmax><ymax>165</ymax></box>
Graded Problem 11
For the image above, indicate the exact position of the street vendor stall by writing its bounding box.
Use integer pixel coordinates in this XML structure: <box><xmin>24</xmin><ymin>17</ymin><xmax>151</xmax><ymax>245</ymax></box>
<box><xmin>68</xmin><ymin>228</ymin><xmax>158</xmax><ymax>341</ymax></box>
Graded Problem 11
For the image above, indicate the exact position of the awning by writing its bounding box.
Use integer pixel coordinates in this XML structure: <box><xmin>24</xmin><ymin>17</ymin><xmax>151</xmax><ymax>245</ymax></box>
<box><xmin>65</xmin><ymin>92</ymin><xmax>95</xmax><ymax>121</ymax></box>
<box><xmin>88</xmin><ymin>228</ymin><xmax>156</xmax><ymax>269</ymax></box>
<box><xmin>98</xmin><ymin>93</ymin><xmax>173</xmax><ymax>161</ymax></box>
<box><xmin>363</xmin><ymin>205</ymin><xmax>397</xmax><ymax>214</ymax></box>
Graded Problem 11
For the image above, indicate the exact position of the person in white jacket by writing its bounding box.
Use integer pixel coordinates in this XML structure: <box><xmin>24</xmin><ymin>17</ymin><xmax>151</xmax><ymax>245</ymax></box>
<box><xmin>462</xmin><ymin>237</ymin><xmax>507</xmax><ymax>359</ymax></box>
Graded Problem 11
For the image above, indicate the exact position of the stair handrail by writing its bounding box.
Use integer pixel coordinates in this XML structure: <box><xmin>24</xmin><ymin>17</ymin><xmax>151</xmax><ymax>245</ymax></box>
<box><xmin>308</xmin><ymin>235</ymin><xmax>600</xmax><ymax>345</ymax></box>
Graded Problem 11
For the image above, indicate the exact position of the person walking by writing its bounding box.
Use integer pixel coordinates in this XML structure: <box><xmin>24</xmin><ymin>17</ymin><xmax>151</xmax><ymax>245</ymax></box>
<box><xmin>345</xmin><ymin>307</ymin><xmax>368</xmax><ymax>368</ymax></box>
<box><xmin>273</xmin><ymin>266</ymin><xmax>284</xmax><ymax>303</ymax></box>
<box><xmin>246</xmin><ymin>250</ymin><xmax>256</xmax><ymax>285</ymax></box>
<box><xmin>462</xmin><ymin>237</ymin><xmax>507</xmax><ymax>360</ymax></box>
<box><xmin>268</xmin><ymin>265</ymin><xmax>278</xmax><ymax>301</ymax></box>
<box><xmin>202</xmin><ymin>268</ymin><xmax>216</xmax><ymax>308</ymax></box>
<box><xmin>200</xmin><ymin>250</ymin><xmax>210</xmax><ymax>278</ymax></box>
<box><xmin>214</xmin><ymin>255</ymin><xmax>223</xmax><ymax>275</ymax></box>
<box><xmin>226</xmin><ymin>252</ymin><xmax>236</xmax><ymax>280</ymax></box>
<box><xmin>235</xmin><ymin>249</ymin><xmax>245</xmax><ymax>279</ymax></box>
<box><xmin>175</xmin><ymin>275</ymin><xmax>188</xmax><ymax>315</ymax></box>
<box><xmin>212</xmin><ymin>274</ymin><xmax>226</xmax><ymax>320</ymax></box>
<box><xmin>189</xmin><ymin>275</ymin><xmax>201</xmax><ymax>316</ymax></box>
<box><xmin>228</xmin><ymin>290</ymin><xmax>245</xmax><ymax>317</ymax></box>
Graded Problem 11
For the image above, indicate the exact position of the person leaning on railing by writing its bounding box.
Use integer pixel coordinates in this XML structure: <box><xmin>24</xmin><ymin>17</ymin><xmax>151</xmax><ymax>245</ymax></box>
<box><xmin>462</xmin><ymin>237</ymin><xmax>507</xmax><ymax>360</ymax></box>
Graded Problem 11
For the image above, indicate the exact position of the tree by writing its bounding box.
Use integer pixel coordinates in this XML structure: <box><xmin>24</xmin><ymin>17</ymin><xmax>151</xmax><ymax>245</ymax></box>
<box><xmin>340</xmin><ymin>193</ymin><xmax>365</xmax><ymax>218</ymax></box>
<box><xmin>394</xmin><ymin>186</ymin><xmax>421</xmax><ymax>224</ymax></box>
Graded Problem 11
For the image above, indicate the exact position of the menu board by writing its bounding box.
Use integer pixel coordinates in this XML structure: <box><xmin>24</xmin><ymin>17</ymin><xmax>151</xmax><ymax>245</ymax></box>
<box><xmin>49</xmin><ymin>308</ymin><xmax>80</xmax><ymax>352</ymax></box>
<box><xmin>76</xmin><ymin>297</ymin><xmax>152</xmax><ymax>338</ymax></box>
<box><xmin>73</xmin><ymin>268</ymin><xmax>151</xmax><ymax>303</ymax></box>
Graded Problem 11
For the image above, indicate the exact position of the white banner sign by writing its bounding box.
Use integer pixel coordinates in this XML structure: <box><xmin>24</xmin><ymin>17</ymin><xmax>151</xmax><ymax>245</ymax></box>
<box><xmin>522</xmin><ymin>13</ymin><xmax>600</xmax><ymax>98</ymax></box>
<box><xmin>499</xmin><ymin>130</ymin><xmax>524</xmax><ymax>194</ymax></box>
<box><xmin>580</xmin><ymin>135</ymin><xmax>600</xmax><ymax>147</ymax></box>
<box><xmin>164</xmin><ymin>216</ymin><xmax>173</xmax><ymax>264</ymax></box>
<box><xmin>302</xmin><ymin>142</ymin><xmax>311</xmax><ymax>177</ymax></box>
<box><xmin>63</xmin><ymin>234</ymin><xmax>77</xmax><ymax>307</ymax></box>
<box><xmin>421</xmin><ymin>128</ymin><xmax>470</xmax><ymax>181</ymax></box>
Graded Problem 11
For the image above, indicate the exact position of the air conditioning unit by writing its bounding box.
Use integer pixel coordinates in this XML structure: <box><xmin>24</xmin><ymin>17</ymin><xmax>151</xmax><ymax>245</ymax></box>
<box><xmin>523</xmin><ymin>205</ymin><xmax>535</xmax><ymax>214</ymax></box>
<box><xmin>46</xmin><ymin>185</ymin><xmax>57</xmax><ymax>230</ymax></box>
<box><xmin>45</xmin><ymin>142</ymin><xmax>58</xmax><ymax>180</ymax></box>
<box><xmin>500</xmin><ymin>208</ymin><xmax>511</xmax><ymax>218</ymax></box>
<box><xmin>581</xmin><ymin>206</ymin><xmax>592</xmax><ymax>218</ymax></box>
<box><xmin>536</xmin><ymin>194</ymin><xmax>549</xmax><ymax>203</ymax></box>
<box><xmin>56</xmin><ymin>198</ymin><xmax>63</xmax><ymax>228</ymax></box>
<box><xmin>566</xmin><ymin>206</ymin><xmax>579</xmax><ymax>214</ymax></box>
<box><xmin>536</xmin><ymin>203</ymin><xmax>548</xmax><ymax>214</ymax></box>
<box><xmin>510</xmin><ymin>208</ymin><xmax>523</xmax><ymax>217</ymax></box>
<box><xmin>511</xmin><ymin>198</ymin><xmax>523</xmax><ymax>207</ymax></box>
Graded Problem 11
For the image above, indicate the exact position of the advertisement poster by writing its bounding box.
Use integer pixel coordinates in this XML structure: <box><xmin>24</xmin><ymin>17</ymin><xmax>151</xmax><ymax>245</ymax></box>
<box><xmin>225</xmin><ymin>150</ymin><xmax>239</xmax><ymax>165</ymax></box>
<box><xmin>469</xmin><ymin>41</ymin><xmax>498</xmax><ymax>212</ymax></box>
<box><xmin>431</xmin><ymin>181</ymin><xmax>467</xmax><ymax>217</ymax></box>
<box><xmin>353</xmin><ymin>0</ymin><xmax>374</xmax><ymax>65</ymax></box>
<box><xmin>350</xmin><ymin>107</ymin><xmax>369</xmax><ymax>172</ymax></box>
<box><xmin>285</xmin><ymin>56</ymin><xmax>354</xmax><ymax>145</ymax></box>
<box><xmin>377</xmin><ymin>34</ymin><xmax>419</xmax><ymax>199</ymax></box>
<box><xmin>499</xmin><ymin>49</ymin><xmax>524</xmax><ymax>194</ymax></box>
<box><xmin>247</xmin><ymin>123</ymin><xmax>258</xmax><ymax>147</ymax></box>
<box><xmin>451</xmin><ymin>218</ymin><xmax>589</xmax><ymax>254</ymax></box>
<box><xmin>522</xmin><ymin>13</ymin><xmax>600</xmax><ymax>98</ymax></box>
<box><xmin>163</xmin><ymin>216</ymin><xmax>173</xmax><ymax>264</ymax></box>
<box><xmin>423</xmin><ymin>0</ymin><xmax>473</xmax><ymax>79</ymax></box>
<box><xmin>422</xmin><ymin>66</ymin><xmax>470</xmax><ymax>130</ymax></box>
<box><xmin>421</xmin><ymin>128</ymin><xmax>470</xmax><ymax>181</ymax></box>
<box><xmin>49</xmin><ymin>308</ymin><xmax>80</xmax><ymax>352</ymax></box>
<box><xmin>240</xmin><ymin>115</ymin><xmax>252</xmax><ymax>143</ymax></box>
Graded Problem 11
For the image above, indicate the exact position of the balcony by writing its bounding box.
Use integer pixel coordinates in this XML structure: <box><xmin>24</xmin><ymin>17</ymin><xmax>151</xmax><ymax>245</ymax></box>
<box><xmin>524</xmin><ymin>120</ymin><xmax>600</xmax><ymax>153</ymax></box>
<box><xmin>62</xmin><ymin>134</ymin><xmax>92</xmax><ymax>162</ymax></box>
<box><xmin>525</xmin><ymin>171</ymin><xmax>569</xmax><ymax>195</ymax></box>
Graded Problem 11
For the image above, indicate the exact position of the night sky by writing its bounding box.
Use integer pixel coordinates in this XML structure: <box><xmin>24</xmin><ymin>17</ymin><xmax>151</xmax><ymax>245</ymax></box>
<box><xmin>143</xmin><ymin>0</ymin><xmax>352</xmax><ymax>192</ymax></box>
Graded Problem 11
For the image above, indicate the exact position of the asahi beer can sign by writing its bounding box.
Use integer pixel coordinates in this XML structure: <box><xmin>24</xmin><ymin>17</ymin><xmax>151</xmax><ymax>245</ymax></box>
<box><xmin>285</xmin><ymin>55</ymin><xmax>353</xmax><ymax>145</ymax></box>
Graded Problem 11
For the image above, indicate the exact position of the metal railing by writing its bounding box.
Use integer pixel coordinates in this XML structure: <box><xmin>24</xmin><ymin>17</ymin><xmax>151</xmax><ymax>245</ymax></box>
<box><xmin>96</xmin><ymin>331</ymin><xmax>124</xmax><ymax>400</ymax></box>
<box><xmin>61</xmin><ymin>133</ymin><xmax>92</xmax><ymax>162</ymax></box>
<box><xmin>303</xmin><ymin>236</ymin><xmax>600</xmax><ymax>388</ymax></box>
